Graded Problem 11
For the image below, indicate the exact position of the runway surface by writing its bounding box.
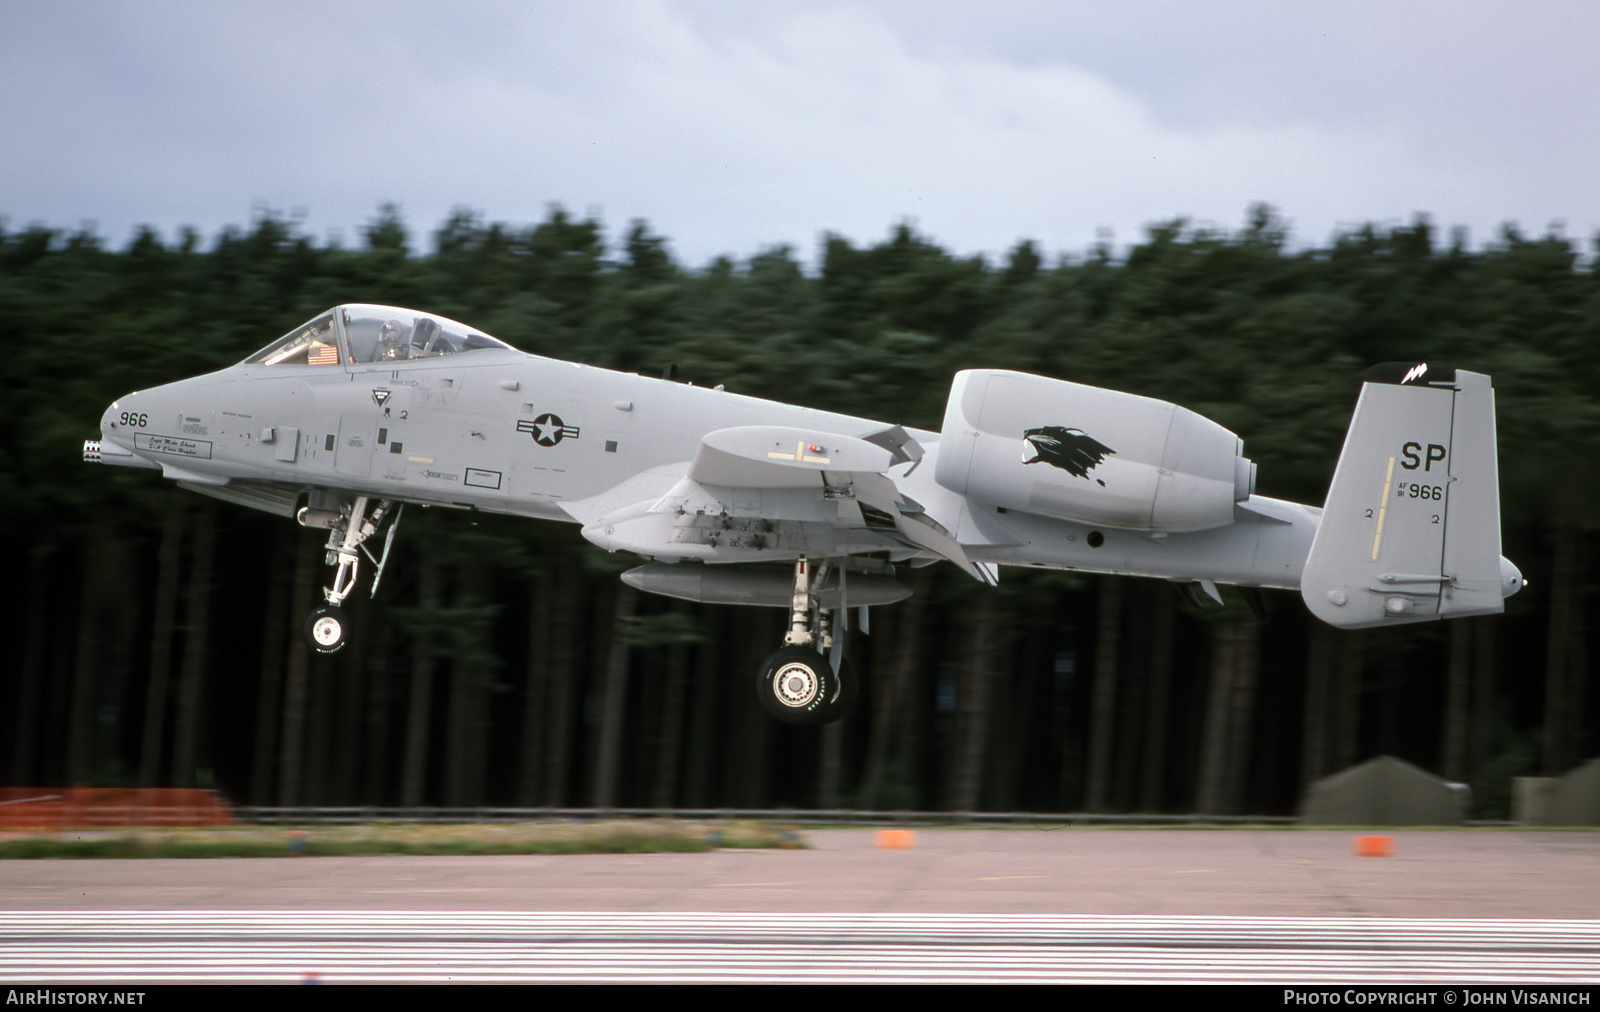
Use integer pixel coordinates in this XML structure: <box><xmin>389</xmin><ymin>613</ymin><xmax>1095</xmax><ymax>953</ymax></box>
<box><xmin>4</xmin><ymin>828</ymin><xmax>1599</xmax><ymax>983</ymax></box>
<box><xmin>7</xmin><ymin>911</ymin><xmax>1600</xmax><ymax>984</ymax></box>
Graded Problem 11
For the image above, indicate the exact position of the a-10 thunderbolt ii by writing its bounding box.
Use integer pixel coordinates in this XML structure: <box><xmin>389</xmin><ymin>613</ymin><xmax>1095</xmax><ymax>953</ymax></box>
<box><xmin>85</xmin><ymin>304</ymin><xmax>1524</xmax><ymax>725</ymax></box>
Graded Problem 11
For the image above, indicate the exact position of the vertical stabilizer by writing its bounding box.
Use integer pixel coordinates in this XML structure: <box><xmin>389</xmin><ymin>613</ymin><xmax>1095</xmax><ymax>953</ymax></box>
<box><xmin>1301</xmin><ymin>364</ymin><xmax>1505</xmax><ymax>628</ymax></box>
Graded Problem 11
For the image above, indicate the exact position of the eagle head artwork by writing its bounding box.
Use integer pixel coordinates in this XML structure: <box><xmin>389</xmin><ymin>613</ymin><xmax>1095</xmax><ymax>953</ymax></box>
<box><xmin>1021</xmin><ymin>426</ymin><xmax>1115</xmax><ymax>487</ymax></box>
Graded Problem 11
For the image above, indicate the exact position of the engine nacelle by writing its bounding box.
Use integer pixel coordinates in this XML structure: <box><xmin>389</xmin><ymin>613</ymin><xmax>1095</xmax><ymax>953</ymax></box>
<box><xmin>934</xmin><ymin>369</ymin><xmax>1254</xmax><ymax>533</ymax></box>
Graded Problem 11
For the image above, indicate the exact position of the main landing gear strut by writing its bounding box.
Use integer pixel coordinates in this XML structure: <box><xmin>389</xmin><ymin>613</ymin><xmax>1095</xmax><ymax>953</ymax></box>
<box><xmin>757</xmin><ymin>557</ymin><xmax>859</xmax><ymax>725</ymax></box>
<box><xmin>300</xmin><ymin>495</ymin><xmax>402</xmax><ymax>654</ymax></box>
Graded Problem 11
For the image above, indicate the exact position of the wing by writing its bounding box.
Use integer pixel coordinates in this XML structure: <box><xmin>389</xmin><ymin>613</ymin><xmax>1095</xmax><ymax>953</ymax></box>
<box><xmin>561</xmin><ymin>425</ymin><xmax>995</xmax><ymax>583</ymax></box>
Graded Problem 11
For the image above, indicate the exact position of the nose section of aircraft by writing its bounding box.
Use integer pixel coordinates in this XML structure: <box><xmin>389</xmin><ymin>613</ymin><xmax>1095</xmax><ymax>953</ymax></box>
<box><xmin>1500</xmin><ymin>555</ymin><xmax>1524</xmax><ymax>598</ymax></box>
<box><xmin>101</xmin><ymin>400</ymin><xmax>123</xmax><ymax>440</ymax></box>
<box><xmin>84</xmin><ymin>390</ymin><xmax>164</xmax><ymax>470</ymax></box>
<box><xmin>101</xmin><ymin>393</ymin><xmax>149</xmax><ymax>448</ymax></box>
<box><xmin>90</xmin><ymin>370</ymin><xmax>231</xmax><ymax>473</ymax></box>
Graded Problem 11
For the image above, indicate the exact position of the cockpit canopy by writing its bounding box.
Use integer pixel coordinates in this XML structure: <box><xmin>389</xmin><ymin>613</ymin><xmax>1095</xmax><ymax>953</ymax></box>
<box><xmin>242</xmin><ymin>305</ymin><xmax>514</xmax><ymax>367</ymax></box>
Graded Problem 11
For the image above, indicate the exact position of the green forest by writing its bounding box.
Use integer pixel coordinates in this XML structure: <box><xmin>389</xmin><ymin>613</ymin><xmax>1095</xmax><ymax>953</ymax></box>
<box><xmin>3</xmin><ymin>203</ymin><xmax>1594</xmax><ymax>817</ymax></box>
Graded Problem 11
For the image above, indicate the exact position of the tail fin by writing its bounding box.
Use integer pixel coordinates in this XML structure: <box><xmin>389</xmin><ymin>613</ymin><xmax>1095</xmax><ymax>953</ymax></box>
<box><xmin>1301</xmin><ymin>364</ymin><xmax>1507</xmax><ymax>628</ymax></box>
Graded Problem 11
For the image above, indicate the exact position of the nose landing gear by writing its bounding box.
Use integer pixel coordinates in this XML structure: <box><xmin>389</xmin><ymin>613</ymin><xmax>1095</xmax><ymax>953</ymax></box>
<box><xmin>756</xmin><ymin>558</ymin><xmax>859</xmax><ymax>725</ymax></box>
<box><xmin>298</xmin><ymin>495</ymin><xmax>402</xmax><ymax>653</ymax></box>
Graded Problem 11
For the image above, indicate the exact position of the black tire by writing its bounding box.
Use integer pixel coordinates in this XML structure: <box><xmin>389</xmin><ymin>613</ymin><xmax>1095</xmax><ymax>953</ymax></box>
<box><xmin>303</xmin><ymin>604</ymin><xmax>348</xmax><ymax>654</ymax></box>
<box><xmin>757</xmin><ymin>646</ymin><xmax>838</xmax><ymax>725</ymax></box>
<box><xmin>816</xmin><ymin>656</ymin><xmax>859</xmax><ymax>725</ymax></box>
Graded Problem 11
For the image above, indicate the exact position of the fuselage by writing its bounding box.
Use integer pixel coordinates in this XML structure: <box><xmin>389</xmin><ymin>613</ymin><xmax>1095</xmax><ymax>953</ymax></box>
<box><xmin>97</xmin><ymin>305</ymin><xmax>1324</xmax><ymax>591</ymax></box>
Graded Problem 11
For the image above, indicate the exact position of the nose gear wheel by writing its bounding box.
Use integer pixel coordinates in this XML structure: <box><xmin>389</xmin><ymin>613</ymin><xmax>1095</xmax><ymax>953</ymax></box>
<box><xmin>304</xmin><ymin>605</ymin><xmax>348</xmax><ymax>654</ymax></box>
<box><xmin>297</xmin><ymin>495</ymin><xmax>401</xmax><ymax>653</ymax></box>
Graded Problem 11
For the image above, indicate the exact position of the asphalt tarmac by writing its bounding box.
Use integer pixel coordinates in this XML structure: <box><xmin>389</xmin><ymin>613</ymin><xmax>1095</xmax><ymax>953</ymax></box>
<box><xmin>5</xmin><ymin>828</ymin><xmax>1599</xmax><ymax>917</ymax></box>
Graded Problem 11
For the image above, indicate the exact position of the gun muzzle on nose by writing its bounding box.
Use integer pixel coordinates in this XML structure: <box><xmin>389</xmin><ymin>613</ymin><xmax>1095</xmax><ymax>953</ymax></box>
<box><xmin>83</xmin><ymin>437</ymin><xmax>158</xmax><ymax>469</ymax></box>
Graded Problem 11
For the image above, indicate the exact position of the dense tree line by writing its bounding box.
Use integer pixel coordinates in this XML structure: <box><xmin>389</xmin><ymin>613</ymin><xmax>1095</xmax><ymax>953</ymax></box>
<box><xmin>1</xmin><ymin>204</ymin><xmax>1592</xmax><ymax>816</ymax></box>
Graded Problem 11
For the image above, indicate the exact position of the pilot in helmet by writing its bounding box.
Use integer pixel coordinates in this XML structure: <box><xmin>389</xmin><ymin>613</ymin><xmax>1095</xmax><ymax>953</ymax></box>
<box><xmin>376</xmin><ymin>319</ymin><xmax>409</xmax><ymax>361</ymax></box>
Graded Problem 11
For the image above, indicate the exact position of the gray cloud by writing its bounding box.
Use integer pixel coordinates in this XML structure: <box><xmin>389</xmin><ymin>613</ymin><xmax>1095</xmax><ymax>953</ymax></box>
<box><xmin>2</xmin><ymin>1</ymin><xmax>1595</xmax><ymax>263</ymax></box>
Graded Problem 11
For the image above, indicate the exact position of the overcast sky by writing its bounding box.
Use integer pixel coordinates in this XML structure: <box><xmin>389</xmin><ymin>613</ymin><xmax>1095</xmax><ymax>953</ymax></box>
<box><xmin>3</xmin><ymin>1</ymin><xmax>1596</xmax><ymax>266</ymax></box>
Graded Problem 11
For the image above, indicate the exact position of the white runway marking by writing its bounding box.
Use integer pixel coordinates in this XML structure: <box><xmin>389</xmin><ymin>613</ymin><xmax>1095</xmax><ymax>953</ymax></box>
<box><xmin>5</xmin><ymin>912</ymin><xmax>1600</xmax><ymax>984</ymax></box>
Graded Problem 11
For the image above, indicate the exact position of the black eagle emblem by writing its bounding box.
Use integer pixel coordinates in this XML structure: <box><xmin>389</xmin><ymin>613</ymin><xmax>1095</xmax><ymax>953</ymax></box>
<box><xmin>1022</xmin><ymin>426</ymin><xmax>1115</xmax><ymax>486</ymax></box>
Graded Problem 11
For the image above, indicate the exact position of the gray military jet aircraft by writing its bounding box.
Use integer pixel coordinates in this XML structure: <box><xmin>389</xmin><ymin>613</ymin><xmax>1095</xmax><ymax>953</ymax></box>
<box><xmin>85</xmin><ymin>305</ymin><xmax>1524</xmax><ymax>725</ymax></box>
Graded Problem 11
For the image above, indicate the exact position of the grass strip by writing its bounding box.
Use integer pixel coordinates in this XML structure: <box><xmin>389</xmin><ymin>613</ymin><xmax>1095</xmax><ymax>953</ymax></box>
<box><xmin>0</xmin><ymin>820</ymin><xmax>801</xmax><ymax>858</ymax></box>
